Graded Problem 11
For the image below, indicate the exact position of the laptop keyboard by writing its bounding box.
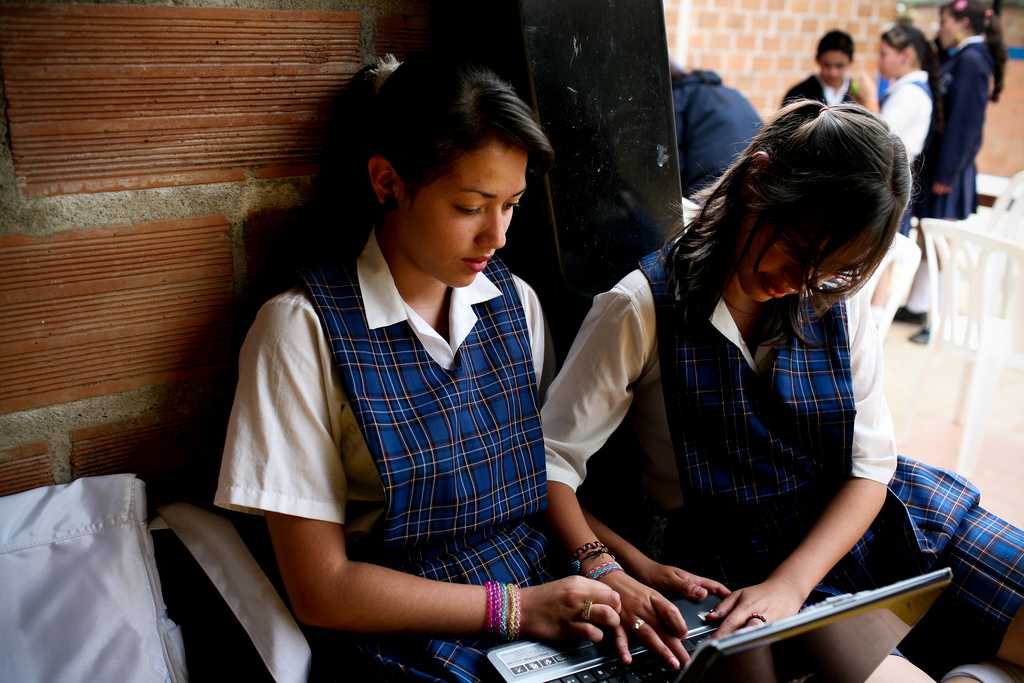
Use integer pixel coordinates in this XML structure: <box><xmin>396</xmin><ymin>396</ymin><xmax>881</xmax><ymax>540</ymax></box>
<box><xmin>550</xmin><ymin>630</ymin><xmax>715</xmax><ymax>683</ymax></box>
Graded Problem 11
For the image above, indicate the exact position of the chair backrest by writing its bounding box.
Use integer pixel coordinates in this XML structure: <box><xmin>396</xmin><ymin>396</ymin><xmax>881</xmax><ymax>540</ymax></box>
<box><xmin>984</xmin><ymin>170</ymin><xmax>1024</xmax><ymax>242</ymax></box>
<box><xmin>861</xmin><ymin>232</ymin><xmax>922</xmax><ymax>340</ymax></box>
<box><xmin>919</xmin><ymin>218</ymin><xmax>1024</xmax><ymax>362</ymax></box>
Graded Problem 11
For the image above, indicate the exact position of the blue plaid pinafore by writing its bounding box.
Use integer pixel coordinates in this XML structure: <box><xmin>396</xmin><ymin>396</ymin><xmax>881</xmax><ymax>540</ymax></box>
<box><xmin>300</xmin><ymin>257</ymin><xmax>552</xmax><ymax>682</ymax></box>
<box><xmin>641</xmin><ymin>249</ymin><xmax>1024</xmax><ymax>673</ymax></box>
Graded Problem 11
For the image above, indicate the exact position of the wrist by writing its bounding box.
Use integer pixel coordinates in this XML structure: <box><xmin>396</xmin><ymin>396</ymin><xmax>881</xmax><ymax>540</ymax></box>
<box><xmin>585</xmin><ymin>560</ymin><xmax>624</xmax><ymax>582</ymax></box>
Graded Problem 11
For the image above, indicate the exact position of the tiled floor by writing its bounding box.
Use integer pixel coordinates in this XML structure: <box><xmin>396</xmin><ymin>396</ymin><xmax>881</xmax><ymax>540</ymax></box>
<box><xmin>882</xmin><ymin>319</ymin><xmax>1024</xmax><ymax>528</ymax></box>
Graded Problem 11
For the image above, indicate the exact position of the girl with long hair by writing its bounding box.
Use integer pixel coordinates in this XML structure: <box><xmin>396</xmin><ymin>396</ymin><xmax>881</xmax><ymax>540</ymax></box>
<box><xmin>543</xmin><ymin>101</ymin><xmax>1024</xmax><ymax>681</ymax></box>
<box><xmin>899</xmin><ymin>0</ymin><xmax>1009</xmax><ymax>342</ymax></box>
<box><xmin>215</xmin><ymin>52</ymin><xmax>629</xmax><ymax>682</ymax></box>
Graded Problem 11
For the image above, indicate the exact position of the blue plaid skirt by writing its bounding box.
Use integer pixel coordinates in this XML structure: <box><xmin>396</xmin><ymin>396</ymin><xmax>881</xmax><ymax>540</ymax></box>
<box><xmin>659</xmin><ymin>455</ymin><xmax>1024</xmax><ymax>675</ymax></box>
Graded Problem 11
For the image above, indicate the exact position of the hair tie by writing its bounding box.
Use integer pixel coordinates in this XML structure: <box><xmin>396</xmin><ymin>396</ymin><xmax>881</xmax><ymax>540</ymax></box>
<box><xmin>368</xmin><ymin>54</ymin><xmax>401</xmax><ymax>93</ymax></box>
<box><xmin>819</xmin><ymin>106</ymin><xmax>831</xmax><ymax>113</ymax></box>
<box><xmin>985</xmin><ymin>8</ymin><xmax>993</xmax><ymax>17</ymax></box>
<box><xmin>953</xmin><ymin>0</ymin><xmax>968</xmax><ymax>11</ymax></box>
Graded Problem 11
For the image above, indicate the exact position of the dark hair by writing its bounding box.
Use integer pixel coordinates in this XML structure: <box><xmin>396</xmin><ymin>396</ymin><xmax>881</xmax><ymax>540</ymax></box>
<box><xmin>881</xmin><ymin>24</ymin><xmax>945</xmax><ymax>135</ymax></box>
<box><xmin>323</xmin><ymin>51</ymin><xmax>554</xmax><ymax>253</ymax></box>
<box><xmin>664</xmin><ymin>101</ymin><xmax>910</xmax><ymax>348</ymax></box>
<box><xmin>817</xmin><ymin>30</ymin><xmax>855</xmax><ymax>60</ymax></box>
<box><xmin>942</xmin><ymin>0</ymin><xmax>1009</xmax><ymax>102</ymax></box>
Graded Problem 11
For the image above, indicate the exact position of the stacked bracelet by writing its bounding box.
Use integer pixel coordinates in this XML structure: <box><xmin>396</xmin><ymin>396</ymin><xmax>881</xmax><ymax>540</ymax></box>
<box><xmin>585</xmin><ymin>560</ymin><xmax>624</xmax><ymax>581</ymax></box>
<box><xmin>570</xmin><ymin>541</ymin><xmax>608</xmax><ymax>562</ymax></box>
<box><xmin>569</xmin><ymin>542</ymin><xmax>614</xmax><ymax>575</ymax></box>
<box><xmin>485</xmin><ymin>581</ymin><xmax>522</xmax><ymax>642</ymax></box>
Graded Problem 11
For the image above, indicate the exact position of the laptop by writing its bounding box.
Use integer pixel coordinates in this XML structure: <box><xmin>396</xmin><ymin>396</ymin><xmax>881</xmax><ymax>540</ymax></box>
<box><xmin>486</xmin><ymin>568</ymin><xmax>951</xmax><ymax>683</ymax></box>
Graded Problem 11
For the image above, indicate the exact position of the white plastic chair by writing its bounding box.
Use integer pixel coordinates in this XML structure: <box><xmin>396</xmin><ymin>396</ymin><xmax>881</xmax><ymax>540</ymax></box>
<box><xmin>861</xmin><ymin>232</ymin><xmax>922</xmax><ymax>340</ymax></box>
<box><xmin>902</xmin><ymin>218</ymin><xmax>1024</xmax><ymax>475</ymax></box>
<box><xmin>985</xmin><ymin>170</ymin><xmax>1024</xmax><ymax>241</ymax></box>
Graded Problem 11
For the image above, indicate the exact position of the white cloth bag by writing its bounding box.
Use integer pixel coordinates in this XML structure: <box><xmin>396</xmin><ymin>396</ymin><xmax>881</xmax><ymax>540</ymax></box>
<box><xmin>0</xmin><ymin>474</ymin><xmax>186</xmax><ymax>682</ymax></box>
<box><xmin>0</xmin><ymin>474</ymin><xmax>310</xmax><ymax>683</ymax></box>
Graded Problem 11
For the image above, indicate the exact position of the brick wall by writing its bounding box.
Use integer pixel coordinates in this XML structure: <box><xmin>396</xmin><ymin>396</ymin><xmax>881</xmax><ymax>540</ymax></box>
<box><xmin>664</xmin><ymin>0</ymin><xmax>1024</xmax><ymax>179</ymax></box>
<box><xmin>0</xmin><ymin>0</ymin><xmax>434</xmax><ymax>505</ymax></box>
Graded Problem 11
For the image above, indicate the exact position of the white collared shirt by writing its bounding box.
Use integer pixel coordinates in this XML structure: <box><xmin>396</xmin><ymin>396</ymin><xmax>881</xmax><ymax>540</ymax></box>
<box><xmin>881</xmin><ymin>70</ymin><xmax>933</xmax><ymax>159</ymax></box>
<box><xmin>817</xmin><ymin>74</ymin><xmax>852</xmax><ymax>106</ymax></box>
<box><xmin>543</xmin><ymin>268</ymin><xmax>898</xmax><ymax>513</ymax></box>
<box><xmin>215</xmin><ymin>230</ymin><xmax>551</xmax><ymax>530</ymax></box>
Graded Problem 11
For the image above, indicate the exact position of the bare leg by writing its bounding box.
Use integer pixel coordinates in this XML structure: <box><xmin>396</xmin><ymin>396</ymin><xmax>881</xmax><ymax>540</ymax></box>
<box><xmin>997</xmin><ymin>606</ymin><xmax>1024</xmax><ymax>666</ymax></box>
<box><xmin>865</xmin><ymin>655</ymin><xmax>934</xmax><ymax>683</ymax></box>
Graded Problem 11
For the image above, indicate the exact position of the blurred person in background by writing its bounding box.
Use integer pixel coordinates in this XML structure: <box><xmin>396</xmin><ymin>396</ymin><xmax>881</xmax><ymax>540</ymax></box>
<box><xmin>782</xmin><ymin>30</ymin><xmax>878</xmax><ymax>111</ymax></box>
<box><xmin>897</xmin><ymin>0</ymin><xmax>1008</xmax><ymax>344</ymax></box>
<box><xmin>670</xmin><ymin>61</ymin><xmax>762</xmax><ymax>200</ymax></box>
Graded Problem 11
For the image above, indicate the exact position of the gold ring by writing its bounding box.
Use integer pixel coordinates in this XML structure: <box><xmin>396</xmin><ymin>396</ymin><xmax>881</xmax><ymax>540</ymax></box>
<box><xmin>581</xmin><ymin>600</ymin><xmax>593</xmax><ymax>621</ymax></box>
<box><xmin>633</xmin><ymin>618</ymin><xmax>645</xmax><ymax>630</ymax></box>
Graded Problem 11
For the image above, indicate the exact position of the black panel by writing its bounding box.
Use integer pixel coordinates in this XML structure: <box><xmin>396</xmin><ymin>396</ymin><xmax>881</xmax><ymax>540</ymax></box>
<box><xmin>519</xmin><ymin>0</ymin><xmax>680</xmax><ymax>352</ymax></box>
<box><xmin>434</xmin><ymin>0</ymin><xmax>680</xmax><ymax>356</ymax></box>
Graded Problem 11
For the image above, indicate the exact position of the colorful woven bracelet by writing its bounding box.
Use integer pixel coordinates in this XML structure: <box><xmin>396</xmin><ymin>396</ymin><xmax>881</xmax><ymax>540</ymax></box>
<box><xmin>586</xmin><ymin>560</ymin><xmax>624</xmax><ymax>581</ymax></box>
<box><xmin>570</xmin><ymin>541</ymin><xmax>608</xmax><ymax>562</ymax></box>
<box><xmin>570</xmin><ymin>548</ymin><xmax>616</xmax><ymax>575</ymax></box>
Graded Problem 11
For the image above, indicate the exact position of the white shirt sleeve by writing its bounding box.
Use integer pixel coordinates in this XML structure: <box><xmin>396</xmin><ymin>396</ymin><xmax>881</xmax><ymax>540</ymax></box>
<box><xmin>543</xmin><ymin>270</ymin><xmax>658</xmax><ymax>491</ymax></box>
<box><xmin>214</xmin><ymin>288</ymin><xmax>363</xmax><ymax>524</ymax></box>
<box><xmin>513</xmin><ymin>275</ymin><xmax>556</xmax><ymax>398</ymax></box>
<box><xmin>881</xmin><ymin>79</ymin><xmax>933</xmax><ymax>159</ymax></box>
<box><xmin>846</xmin><ymin>289</ymin><xmax>899</xmax><ymax>483</ymax></box>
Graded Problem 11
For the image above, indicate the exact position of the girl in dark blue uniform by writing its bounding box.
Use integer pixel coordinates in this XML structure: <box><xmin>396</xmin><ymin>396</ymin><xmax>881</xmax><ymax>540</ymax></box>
<box><xmin>216</xmin><ymin>53</ymin><xmax>624</xmax><ymax>682</ymax></box>
<box><xmin>900</xmin><ymin>0</ymin><xmax>1009</xmax><ymax>343</ymax></box>
<box><xmin>543</xmin><ymin>101</ymin><xmax>1024</xmax><ymax>681</ymax></box>
<box><xmin>917</xmin><ymin>0</ymin><xmax>1008</xmax><ymax>221</ymax></box>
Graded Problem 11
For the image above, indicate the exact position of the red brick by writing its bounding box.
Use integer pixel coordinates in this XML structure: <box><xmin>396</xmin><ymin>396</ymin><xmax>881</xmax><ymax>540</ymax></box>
<box><xmin>71</xmin><ymin>409</ymin><xmax>227</xmax><ymax>505</ymax></box>
<box><xmin>0</xmin><ymin>442</ymin><xmax>54</xmax><ymax>497</ymax></box>
<box><xmin>0</xmin><ymin>5</ymin><xmax>361</xmax><ymax>196</ymax></box>
<box><xmin>0</xmin><ymin>215</ymin><xmax>234</xmax><ymax>413</ymax></box>
<box><xmin>376</xmin><ymin>14</ymin><xmax>434</xmax><ymax>61</ymax></box>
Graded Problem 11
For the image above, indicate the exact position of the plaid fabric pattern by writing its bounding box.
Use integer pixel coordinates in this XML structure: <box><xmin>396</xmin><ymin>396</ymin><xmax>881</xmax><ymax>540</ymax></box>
<box><xmin>301</xmin><ymin>257</ymin><xmax>551</xmax><ymax>682</ymax></box>
<box><xmin>641</xmin><ymin>250</ymin><xmax>854</xmax><ymax>509</ymax></box>
<box><xmin>642</xmin><ymin>248</ymin><xmax>1024</xmax><ymax>662</ymax></box>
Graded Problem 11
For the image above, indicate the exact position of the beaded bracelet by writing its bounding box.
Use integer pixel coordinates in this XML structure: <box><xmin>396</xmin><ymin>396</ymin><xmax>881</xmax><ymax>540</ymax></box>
<box><xmin>586</xmin><ymin>560</ymin><xmax>624</xmax><ymax>581</ymax></box>
<box><xmin>485</xmin><ymin>581</ymin><xmax>522</xmax><ymax>642</ymax></box>
<box><xmin>505</xmin><ymin>583</ymin><xmax>521</xmax><ymax>641</ymax></box>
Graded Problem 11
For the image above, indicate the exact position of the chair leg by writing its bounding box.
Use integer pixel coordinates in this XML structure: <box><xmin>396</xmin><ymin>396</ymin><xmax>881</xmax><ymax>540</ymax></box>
<box><xmin>901</xmin><ymin>344</ymin><xmax>940</xmax><ymax>446</ymax></box>
<box><xmin>953</xmin><ymin>360</ymin><xmax>975</xmax><ymax>425</ymax></box>
<box><xmin>955</xmin><ymin>338</ymin><xmax>1009</xmax><ymax>476</ymax></box>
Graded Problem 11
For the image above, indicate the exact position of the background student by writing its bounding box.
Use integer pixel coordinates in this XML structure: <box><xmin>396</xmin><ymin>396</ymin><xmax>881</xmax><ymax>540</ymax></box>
<box><xmin>897</xmin><ymin>0</ymin><xmax>1008</xmax><ymax>344</ymax></box>
<box><xmin>782</xmin><ymin>30</ymin><xmax>878</xmax><ymax>111</ymax></box>
<box><xmin>670</xmin><ymin>61</ymin><xmax>762</xmax><ymax>200</ymax></box>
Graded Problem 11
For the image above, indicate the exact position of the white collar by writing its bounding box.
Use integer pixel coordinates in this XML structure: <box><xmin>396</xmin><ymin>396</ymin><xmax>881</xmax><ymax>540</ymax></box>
<box><xmin>956</xmin><ymin>35</ymin><xmax>986</xmax><ymax>52</ymax></box>
<box><xmin>816</xmin><ymin>74</ymin><xmax>851</xmax><ymax>106</ymax></box>
<box><xmin>711</xmin><ymin>298</ymin><xmax>779</xmax><ymax>375</ymax></box>
<box><xmin>884</xmin><ymin>70</ymin><xmax>929</xmax><ymax>96</ymax></box>
<box><xmin>356</xmin><ymin>228</ymin><xmax>503</xmax><ymax>366</ymax></box>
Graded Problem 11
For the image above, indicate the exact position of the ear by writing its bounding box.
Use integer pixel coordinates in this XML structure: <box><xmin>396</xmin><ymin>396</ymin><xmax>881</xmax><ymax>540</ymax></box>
<box><xmin>742</xmin><ymin>151</ymin><xmax>771</xmax><ymax>200</ymax></box>
<box><xmin>367</xmin><ymin>155</ymin><xmax>405</xmax><ymax>204</ymax></box>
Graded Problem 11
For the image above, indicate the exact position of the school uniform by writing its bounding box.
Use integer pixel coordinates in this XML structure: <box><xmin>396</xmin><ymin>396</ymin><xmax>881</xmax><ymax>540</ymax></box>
<box><xmin>217</xmin><ymin>231</ymin><xmax>553</xmax><ymax>682</ymax></box>
<box><xmin>881</xmin><ymin>71</ymin><xmax>934</xmax><ymax>236</ymax></box>
<box><xmin>781</xmin><ymin>74</ymin><xmax>856</xmax><ymax>107</ymax></box>
<box><xmin>916</xmin><ymin>38</ymin><xmax>994</xmax><ymax>221</ymax></box>
<box><xmin>544</xmin><ymin>248</ymin><xmax>1024</xmax><ymax>678</ymax></box>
